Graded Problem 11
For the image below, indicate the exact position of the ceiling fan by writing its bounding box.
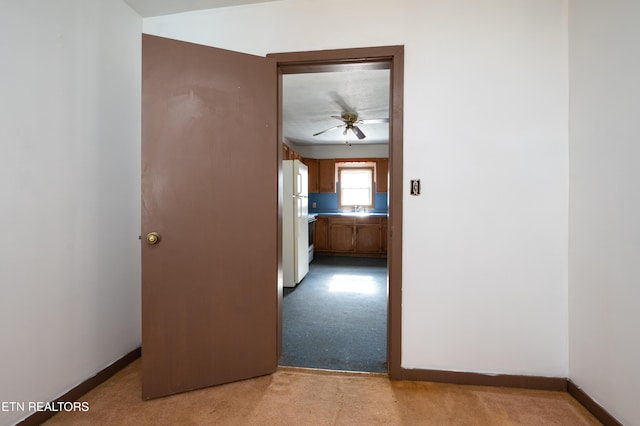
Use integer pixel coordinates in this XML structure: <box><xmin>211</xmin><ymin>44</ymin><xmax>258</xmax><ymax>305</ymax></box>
<box><xmin>312</xmin><ymin>112</ymin><xmax>389</xmax><ymax>141</ymax></box>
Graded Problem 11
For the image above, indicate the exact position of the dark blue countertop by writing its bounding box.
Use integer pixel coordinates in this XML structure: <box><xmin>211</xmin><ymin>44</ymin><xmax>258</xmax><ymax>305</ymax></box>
<box><xmin>311</xmin><ymin>212</ymin><xmax>388</xmax><ymax>218</ymax></box>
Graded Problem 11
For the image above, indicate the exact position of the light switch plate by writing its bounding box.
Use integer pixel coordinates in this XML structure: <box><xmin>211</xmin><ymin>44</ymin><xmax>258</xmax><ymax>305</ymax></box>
<box><xmin>410</xmin><ymin>179</ymin><xmax>421</xmax><ymax>196</ymax></box>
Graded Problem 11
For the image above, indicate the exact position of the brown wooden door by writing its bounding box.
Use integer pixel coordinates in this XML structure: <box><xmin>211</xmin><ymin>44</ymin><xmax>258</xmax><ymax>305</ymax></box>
<box><xmin>141</xmin><ymin>35</ymin><xmax>278</xmax><ymax>400</ymax></box>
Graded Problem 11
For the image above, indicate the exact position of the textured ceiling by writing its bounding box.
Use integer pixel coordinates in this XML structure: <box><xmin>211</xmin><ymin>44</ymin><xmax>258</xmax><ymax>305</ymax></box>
<box><xmin>127</xmin><ymin>0</ymin><xmax>390</xmax><ymax>149</ymax></box>
<box><xmin>283</xmin><ymin>69</ymin><xmax>390</xmax><ymax>147</ymax></box>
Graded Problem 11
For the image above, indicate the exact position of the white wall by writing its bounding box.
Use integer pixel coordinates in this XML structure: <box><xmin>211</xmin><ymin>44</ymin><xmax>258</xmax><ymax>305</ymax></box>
<box><xmin>0</xmin><ymin>1</ymin><xmax>141</xmax><ymax>424</ymax></box>
<box><xmin>145</xmin><ymin>0</ymin><xmax>570</xmax><ymax>377</ymax></box>
<box><xmin>568</xmin><ymin>1</ymin><xmax>640</xmax><ymax>424</ymax></box>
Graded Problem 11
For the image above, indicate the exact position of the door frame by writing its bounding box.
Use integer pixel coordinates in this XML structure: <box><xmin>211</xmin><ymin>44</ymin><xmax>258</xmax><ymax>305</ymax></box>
<box><xmin>268</xmin><ymin>46</ymin><xmax>404</xmax><ymax>378</ymax></box>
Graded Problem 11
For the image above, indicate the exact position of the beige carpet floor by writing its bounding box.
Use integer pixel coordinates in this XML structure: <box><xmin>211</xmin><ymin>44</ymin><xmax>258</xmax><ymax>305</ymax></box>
<box><xmin>44</xmin><ymin>359</ymin><xmax>600</xmax><ymax>425</ymax></box>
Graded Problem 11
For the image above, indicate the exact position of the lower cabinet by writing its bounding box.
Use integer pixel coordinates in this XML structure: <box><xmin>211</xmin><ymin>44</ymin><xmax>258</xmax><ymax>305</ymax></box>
<box><xmin>329</xmin><ymin>217</ymin><xmax>356</xmax><ymax>252</ymax></box>
<box><xmin>381</xmin><ymin>219</ymin><xmax>388</xmax><ymax>255</ymax></box>
<box><xmin>314</xmin><ymin>216</ymin><xmax>330</xmax><ymax>251</ymax></box>
<box><xmin>356</xmin><ymin>223</ymin><xmax>382</xmax><ymax>254</ymax></box>
<box><xmin>315</xmin><ymin>215</ymin><xmax>388</xmax><ymax>257</ymax></box>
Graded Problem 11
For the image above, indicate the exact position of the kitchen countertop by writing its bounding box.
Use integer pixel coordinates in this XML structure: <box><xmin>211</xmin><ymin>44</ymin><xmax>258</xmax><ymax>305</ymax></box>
<box><xmin>311</xmin><ymin>212</ymin><xmax>388</xmax><ymax>217</ymax></box>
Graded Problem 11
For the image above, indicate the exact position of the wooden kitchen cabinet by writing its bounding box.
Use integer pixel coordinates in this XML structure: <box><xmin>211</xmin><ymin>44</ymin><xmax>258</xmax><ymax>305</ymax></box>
<box><xmin>283</xmin><ymin>143</ymin><xmax>302</xmax><ymax>161</ymax></box>
<box><xmin>303</xmin><ymin>158</ymin><xmax>319</xmax><ymax>193</ymax></box>
<box><xmin>329</xmin><ymin>217</ymin><xmax>355</xmax><ymax>252</ymax></box>
<box><xmin>303</xmin><ymin>157</ymin><xmax>386</xmax><ymax>193</ymax></box>
<box><xmin>314</xmin><ymin>215</ymin><xmax>388</xmax><ymax>257</ymax></box>
<box><xmin>376</xmin><ymin>158</ymin><xmax>388</xmax><ymax>193</ymax></box>
<box><xmin>318</xmin><ymin>159</ymin><xmax>336</xmax><ymax>193</ymax></box>
<box><xmin>355</xmin><ymin>224</ymin><xmax>381</xmax><ymax>253</ymax></box>
<box><xmin>355</xmin><ymin>216</ymin><xmax>382</xmax><ymax>254</ymax></box>
<box><xmin>381</xmin><ymin>216</ymin><xmax>388</xmax><ymax>254</ymax></box>
<box><xmin>314</xmin><ymin>216</ymin><xmax>329</xmax><ymax>251</ymax></box>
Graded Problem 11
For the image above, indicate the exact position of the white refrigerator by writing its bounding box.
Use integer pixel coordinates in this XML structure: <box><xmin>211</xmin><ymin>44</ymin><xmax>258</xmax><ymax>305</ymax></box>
<box><xmin>283</xmin><ymin>159</ymin><xmax>309</xmax><ymax>287</ymax></box>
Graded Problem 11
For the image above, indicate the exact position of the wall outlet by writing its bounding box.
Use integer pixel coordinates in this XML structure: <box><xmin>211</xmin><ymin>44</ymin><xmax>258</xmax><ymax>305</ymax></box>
<box><xmin>312</xmin><ymin>202</ymin><xmax>317</xmax><ymax>208</ymax></box>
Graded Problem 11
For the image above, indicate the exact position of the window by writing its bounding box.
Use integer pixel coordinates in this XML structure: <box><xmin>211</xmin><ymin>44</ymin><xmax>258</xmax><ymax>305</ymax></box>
<box><xmin>338</xmin><ymin>166</ymin><xmax>374</xmax><ymax>209</ymax></box>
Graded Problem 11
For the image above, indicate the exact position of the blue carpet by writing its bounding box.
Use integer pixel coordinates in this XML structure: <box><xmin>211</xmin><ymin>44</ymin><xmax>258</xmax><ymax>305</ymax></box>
<box><xmin>281</xmin><ymin>255</ymin><xmax>388</xmax><ymax>373</ymax></box>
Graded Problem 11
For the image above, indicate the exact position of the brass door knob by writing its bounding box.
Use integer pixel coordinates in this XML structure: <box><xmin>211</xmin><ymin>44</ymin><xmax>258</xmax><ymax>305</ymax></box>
<box><xmin>146</xmin><ymin>232</ymin><xmax>160</xmax><ymax>245</ymax></box>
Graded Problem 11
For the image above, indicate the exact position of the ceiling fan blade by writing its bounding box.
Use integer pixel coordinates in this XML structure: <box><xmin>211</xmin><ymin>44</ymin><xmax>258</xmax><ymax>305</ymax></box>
<box><xmin>351</xmin><ymin>125</ymin><xmax>366</xmax><ymax>140</ymax></box>
<box><xmin>330</xmin><ymin>115</ymin><xmax>346</xmax><ymax>122</ymax></box>
<box><xmin>313</xmin><ymin>124</ymin><xmax>345</xmax><ymax>136</ymax></box>
<box><xmin>329</xmin><ymin>92</ymin><xmax>356</xmax><ymax>114</ymax></box>
<box><xmin>359</xmin><ymin>118</ymin><xmax>389</xmax><ymax>124</ymax></box>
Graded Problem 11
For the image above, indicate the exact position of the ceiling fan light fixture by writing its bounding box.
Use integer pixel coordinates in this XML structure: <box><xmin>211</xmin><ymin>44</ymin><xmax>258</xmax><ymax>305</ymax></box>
<box><xmin>342</xmin><ymin>112</ymin><xmax>358</xmax><ymax>123</ymax></box>
<box><xmin>312</xmin><ymin>110</ymin><xmax>389</xmax><ymax>143</ymax></box>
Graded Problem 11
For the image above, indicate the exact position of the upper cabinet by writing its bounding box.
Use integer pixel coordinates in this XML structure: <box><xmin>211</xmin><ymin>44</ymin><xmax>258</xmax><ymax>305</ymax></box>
<box><xmin>300</xmin><ymin>156</ymin><xmax>388</xmax><ymax>194</ymax></box>
<box><xmin>283</xmin><ymin>143</ymin><xmax>302</xmax><ymax>161</ymax></box>
<box><xmin>302</xmin><ymin>158</ymin><xmax>319</xmax><ymax>193</ymax></box>
<box><xmin>318</xmin><ymin>159</ymin><xmax>336</xmax><ymax>193</ymax></box>
<box><xmin>376</xmin><ymin>158</ymin><xmax>388</xmax><ymax>193</ymax></box>
<box><xmin>304</xmin><ymin>158</ymin><xmax>335</xmax><ymax>193</ymax></box>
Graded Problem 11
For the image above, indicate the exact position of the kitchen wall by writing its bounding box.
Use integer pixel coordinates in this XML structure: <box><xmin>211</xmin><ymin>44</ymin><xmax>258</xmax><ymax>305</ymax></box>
<box><xmin>568</xmin><ymin>1</ymin><xmax>640</xmax><ymax>424</ymax></box>
<box><xmin>0</xmin><ymin>1</ymin><xmax>141</xmax><ymax>425</ymax></box>
<box><xmin>145</xmin><ymin>0</ymin><xmax>570</xmax><ymax>378</ymax></box>
<box><xmin>309</xmin><ymin>192</ymin><xmax>388</xmax><ymax>214</ymax></box>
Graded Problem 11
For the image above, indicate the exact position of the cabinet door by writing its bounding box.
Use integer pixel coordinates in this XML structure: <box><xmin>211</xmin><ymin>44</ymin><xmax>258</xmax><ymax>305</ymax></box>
<box><xmin>318</xmin><ymin>159</ymin><xmax>336</xmax><ymax>193</ymax></box>
<box><xmin>314</xmin><ymin>216</ymin><xmax>329</xmax><ymax>250</ymax></box>
<box><xmin>376</xmin><ymin>158</ymin><xmax>388</xmax><ymax>193</ymax></box>
<box><xmin>329</xmin><ymin>217</ymin><xmax>355</xmax><ymax>252</ymax></box>
<box><xmin>356</xmin><ymin>224</ymin><xmax>382</xmax><ymax>253</ymax></box>
<box><xmin>330</xmin><ymin>224</ymin><xmax>355</xmax><ymax>252</ymax></box>
<box><xmin>381</xmin><ymin>217</ymin><xmax>388</xmax><ymax>254</ymax></box>
<box><xmin>303</xmin><ymin>158</ymin><xmax>319</xmax><ymax>193</ymax></box>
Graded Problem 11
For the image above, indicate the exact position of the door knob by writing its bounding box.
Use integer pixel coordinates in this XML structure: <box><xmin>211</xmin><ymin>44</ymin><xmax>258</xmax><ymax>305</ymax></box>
<box><xmin>146</xmin><ymin>232</ymin><xmax>161</xmax><ymax>245</ymax></box>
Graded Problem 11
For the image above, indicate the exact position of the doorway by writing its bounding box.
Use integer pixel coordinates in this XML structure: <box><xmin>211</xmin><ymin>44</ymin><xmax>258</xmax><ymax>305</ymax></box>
<box><xmin>281</xmin><ymin>255</ymin><xmax>388</xmax><ymax>372</ymax></box>
<box><xmin>269</xmin><ymin>46</ymin><xmax>404</xmax><ymax>378</ymax></box>
<box><xmin>141</xmin><ymin>38</ymin><xmax>404</xmax><ymax>400</ymax></box>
